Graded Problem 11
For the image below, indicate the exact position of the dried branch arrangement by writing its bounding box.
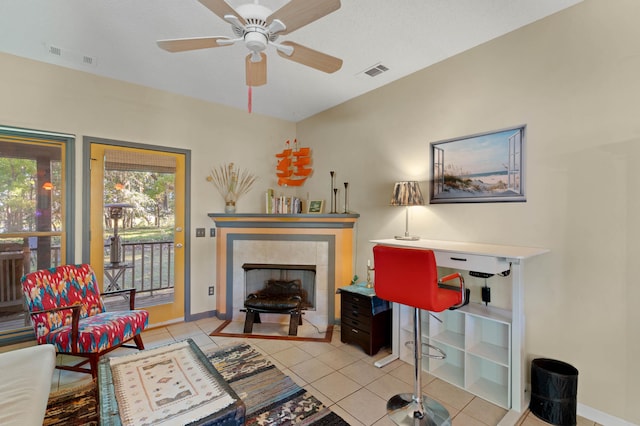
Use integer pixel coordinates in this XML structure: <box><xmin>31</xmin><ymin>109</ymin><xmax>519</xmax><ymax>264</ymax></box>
<box><xmin>207</xmin><ymin>163</ymin><xmax>257</xmax><ymax>204</ymax></box>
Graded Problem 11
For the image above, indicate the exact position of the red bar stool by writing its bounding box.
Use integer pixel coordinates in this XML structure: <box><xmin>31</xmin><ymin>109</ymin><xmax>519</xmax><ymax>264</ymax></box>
<box><xmin>373</xmin><ymin>245</ymin><xmax>466</xmax><ymax>426</ymax></box>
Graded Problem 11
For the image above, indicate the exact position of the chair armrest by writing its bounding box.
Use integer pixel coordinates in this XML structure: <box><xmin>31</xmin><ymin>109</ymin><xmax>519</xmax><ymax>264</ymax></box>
<box><xmin>102</xmin><ymin>288</ymin><xmax>137</xmax><ymax>310</ymax></box>
<box><xmin>439</xmin><ymin>272</ymin><xmax>467</xmax><ymax>309</ymax></box>
<box><xmin>29</xmin><ymin>303</ymin><xmax>82</xmax><ymax>317</ymax></box>
<box><xmin>440</xmin><ymin>272</ymin><xmax>462</xmax><ymax>284</ymax></box>
<box><xmin>30</xmin><ymin>304</ymin><xmax>82</xmax><ymax>352</ymax></box>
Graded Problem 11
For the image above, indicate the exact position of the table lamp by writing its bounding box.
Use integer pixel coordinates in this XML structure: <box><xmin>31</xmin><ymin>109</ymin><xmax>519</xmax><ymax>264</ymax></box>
<box><xmin>390</xmin><ymin>181</ymin><xmax>424</xmax><ymax>240</ymax></box>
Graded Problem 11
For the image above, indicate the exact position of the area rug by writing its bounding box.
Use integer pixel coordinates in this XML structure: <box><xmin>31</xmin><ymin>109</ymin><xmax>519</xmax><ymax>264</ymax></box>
<box><xmin>210</xmin><ymin>320</ymin><xmax>334</xmax><ymax>342</ymax></box>
<box><xmin>44</xmin><ymin>341</ymin><xmax>349</xmax><ymax>426</ymax></box>
<box><xmin>43</xmin><ymin>381</ymin><xmax>98</xmax><ymax>426</ymax></box>
<box><xmin>105</xmin><ymin>340</ymin><xmax>240</xmax><ymax>426</ymax></box>
<box><xmin>207</xmin><ymin>342</ymin><xmax>348</xmax><ymax>425</ymax></box>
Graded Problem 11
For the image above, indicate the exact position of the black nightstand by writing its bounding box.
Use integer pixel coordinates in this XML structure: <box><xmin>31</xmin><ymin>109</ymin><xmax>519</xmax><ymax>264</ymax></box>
<box><xmin>339</xmin><ymin>284</ymin><xmax>391</xmax><ymax>356</ymax></box>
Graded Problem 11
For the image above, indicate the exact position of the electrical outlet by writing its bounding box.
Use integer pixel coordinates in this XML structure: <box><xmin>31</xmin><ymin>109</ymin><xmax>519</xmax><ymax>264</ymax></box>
<box><xmin>208</xmin><ymin>286</ymin><xmax>214</xmax><ymax>296</ymax></box>
<box><xmin>196</xmin><ymin>228</ymin><xmax>205</xmax><ymax>237</ymax></box>
<box><xmin>210</xmin><ymin>228</ymin><xmax>216</xmax><ymax>237</ymax></box>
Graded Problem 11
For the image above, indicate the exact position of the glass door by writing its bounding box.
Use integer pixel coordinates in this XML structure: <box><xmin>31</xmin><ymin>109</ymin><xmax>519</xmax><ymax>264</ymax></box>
<box><xmin>0</xmin><ymin>131</ymin><xmax>72</xmax><ymax>342</ymax></box>
<box><xmin>89</xmin><ymin>143</ymin><xmax>185</xmax><ymax>324</ymax></box>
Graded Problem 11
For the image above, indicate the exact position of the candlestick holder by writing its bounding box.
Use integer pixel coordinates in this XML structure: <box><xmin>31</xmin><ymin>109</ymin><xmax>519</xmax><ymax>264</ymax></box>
<box><xmin>343</xmin><ymin>182</ymin><xmax>349</xmax><ymax>213</ymax></box>
<box><xmin>366</xmin><ymin>264</ymin><xmax>374</xmax><ymax>288</ymax></box>
<box><xmin>332</xmin><ymin>188</ymin><xmax>338</xmax><ymax>214</ymax></box>
<box><xmin>330</xmin><ymin>171</ymin><xmax>336</xmax><ymax>213</ymax></box>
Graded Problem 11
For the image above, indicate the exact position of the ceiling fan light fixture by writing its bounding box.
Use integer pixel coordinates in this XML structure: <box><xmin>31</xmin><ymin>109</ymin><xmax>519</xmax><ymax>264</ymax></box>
<box><xmin>245</xmin><ymin>31</ymin><xmax>268</xmax><ymax>52</ymax></box>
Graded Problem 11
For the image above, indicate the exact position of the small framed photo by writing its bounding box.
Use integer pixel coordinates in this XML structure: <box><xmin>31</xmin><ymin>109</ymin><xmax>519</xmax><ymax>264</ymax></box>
<box><xmin>306</xmin><ymin>200</ymin><xmax>325</xmax><ymax>214</ymax></box>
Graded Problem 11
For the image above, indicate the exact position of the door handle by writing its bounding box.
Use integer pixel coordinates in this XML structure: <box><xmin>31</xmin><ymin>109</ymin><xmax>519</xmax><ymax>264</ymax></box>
<box><xmin>175</xmin><ymin>243</ymin><xmax>183</xmax><ymax>248</ymax></box>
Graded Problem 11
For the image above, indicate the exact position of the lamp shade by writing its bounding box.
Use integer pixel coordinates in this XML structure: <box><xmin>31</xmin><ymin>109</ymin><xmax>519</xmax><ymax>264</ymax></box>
<box><xmin>390</xmin><ymin>181</ymin><xmax>424</xmax><ymax>206</ymax></box>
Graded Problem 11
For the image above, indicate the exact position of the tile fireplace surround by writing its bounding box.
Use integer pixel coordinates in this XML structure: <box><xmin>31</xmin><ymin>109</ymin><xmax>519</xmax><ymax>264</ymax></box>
<box><xmin>208</xmin><ymin>214</ymin><xmax>359</xmax><ymax>325</ymax></box>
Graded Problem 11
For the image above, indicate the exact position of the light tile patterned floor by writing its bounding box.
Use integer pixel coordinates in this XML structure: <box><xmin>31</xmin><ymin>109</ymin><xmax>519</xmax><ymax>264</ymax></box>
<box><xmin>47</xmin><ymin>317</ymin><xmax>601</xmax><ymax>426</ymax></box>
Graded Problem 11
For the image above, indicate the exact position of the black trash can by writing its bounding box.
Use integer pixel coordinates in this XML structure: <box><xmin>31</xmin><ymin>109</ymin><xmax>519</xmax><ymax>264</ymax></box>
<box><xmin>530</xmin><ymin>358</ymin><xmax>578</xmax><ymax>426</ymax></box>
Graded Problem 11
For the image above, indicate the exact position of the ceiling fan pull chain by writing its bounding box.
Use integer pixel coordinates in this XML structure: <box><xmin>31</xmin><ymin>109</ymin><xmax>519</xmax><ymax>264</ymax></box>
<box><xmin>248</xmin><ymin>86</ymin><xmax>253</xmax><ymax>113</ymax></box>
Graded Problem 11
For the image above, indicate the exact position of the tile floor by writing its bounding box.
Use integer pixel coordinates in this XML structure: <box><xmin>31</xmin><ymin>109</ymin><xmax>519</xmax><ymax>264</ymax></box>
<box><xmin>49</xmin><ymin>317</ymin><xmax>601</xmax><ymax>426</ymax></box>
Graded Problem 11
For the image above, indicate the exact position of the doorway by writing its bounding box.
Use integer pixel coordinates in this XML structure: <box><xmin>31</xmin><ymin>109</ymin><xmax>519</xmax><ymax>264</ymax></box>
<box><xmin>87</xmin><ymin>140</ymin><xmax>188</xmax><ymax>325</ymax></box>
<box><xmin>0</xmin><ymin>128</ymin><xmax>74</xmax><ymax>344</ymax></box>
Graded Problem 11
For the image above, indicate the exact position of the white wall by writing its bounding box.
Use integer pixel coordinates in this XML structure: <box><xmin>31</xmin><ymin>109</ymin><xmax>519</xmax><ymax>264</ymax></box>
<box><xmin>295</xmin><ymin>0</ymin><xmax>639</xmax><ymax>423</ymax></box>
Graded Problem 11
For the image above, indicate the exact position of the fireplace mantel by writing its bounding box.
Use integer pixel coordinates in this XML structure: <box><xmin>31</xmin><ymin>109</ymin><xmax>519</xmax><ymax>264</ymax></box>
<box><xmin>209</xmin><ymin>213</ymin><xmax>359</xmax><ymax>321</ymax></box>
<box><xmin>209</xmin><ymin>213</ymin><xmax>359</xmax><ymax>228</ymax></box>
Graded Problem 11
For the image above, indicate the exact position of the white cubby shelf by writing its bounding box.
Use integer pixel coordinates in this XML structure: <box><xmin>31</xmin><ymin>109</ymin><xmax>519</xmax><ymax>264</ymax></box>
<box><xmin>398</xmin><ymin>302</ymin><xmax>512</xmax><ymax>409</ymax></box>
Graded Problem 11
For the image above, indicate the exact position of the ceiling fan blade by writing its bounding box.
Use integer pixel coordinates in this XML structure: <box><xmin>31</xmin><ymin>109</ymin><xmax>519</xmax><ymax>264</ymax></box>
<box><xmin>267</xmin><ymin>0</ymin><xmax>340</xmax><ymax>35</ymax></box>
<box><xmin>277</xmin><ymin>41</ymin><xmax>342</xmax><ymax>73</ymax></box>
<box><xmin>157</xmin><ymin>36</ymin><xmax>232</xmax><ymax>52</ymax></box>
<box><xmin>198</xmin><ymin>0</ymin><xmax>246</xmax><ymax>26</ymax></box>
<box><xmin>246</xmin><ymin>53</ymin><xmax>267</xmax><ymax>87</ymax></box>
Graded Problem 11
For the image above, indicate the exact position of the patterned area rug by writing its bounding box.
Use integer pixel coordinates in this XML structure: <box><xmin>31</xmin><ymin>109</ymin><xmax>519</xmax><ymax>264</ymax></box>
<box><xmin>43</xmin><ymin>342</ymin><xmax>349</xmax><ymax>426</ymax></box>
<box><xmin>105</xmin><ymin>340</ymin><xmax>240</xmax><ymax>425</ymax></box>
<box><xmin>207</xmin><ymin>343</ymin><xmax>348</xmax><ymax>425</ymax></box>
<box><xmin>43</xmin><ymin>382</ymin><xmax>99</xmax><ymax>426</ymax></box>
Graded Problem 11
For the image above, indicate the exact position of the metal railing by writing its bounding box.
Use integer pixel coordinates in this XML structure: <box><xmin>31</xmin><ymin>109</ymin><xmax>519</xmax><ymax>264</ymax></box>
<box><xmin>0</xmin><ymin>241</ymin><xmax>175</xmax><ymax>334</ymax></box>
<box><xmin>104</xmin><ymin>241</ymin><xmax>175</xmax><ymax>295</ymax></box>
<box><xmin>0</xmin><ymin>241</ymin><xmax>174</xmax><ymax>307</ymax></box>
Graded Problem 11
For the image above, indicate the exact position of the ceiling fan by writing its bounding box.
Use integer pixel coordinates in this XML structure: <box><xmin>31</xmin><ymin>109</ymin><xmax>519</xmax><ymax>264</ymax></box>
<box><xmin>157</xmin><ymin>0</ymin><xmax>343</xmax><ymax>87</ymax></box>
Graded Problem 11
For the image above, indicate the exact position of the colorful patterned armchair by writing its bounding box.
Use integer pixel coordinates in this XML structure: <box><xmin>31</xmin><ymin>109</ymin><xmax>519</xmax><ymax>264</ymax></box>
<box><xmin>21</xmin><ymin>263</ymin><xmax>149</xmax><ymax>378</ymax></box>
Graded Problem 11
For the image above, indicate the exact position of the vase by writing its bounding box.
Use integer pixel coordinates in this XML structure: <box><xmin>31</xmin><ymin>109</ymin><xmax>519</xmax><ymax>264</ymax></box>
<box><xmin>225</xmin><ymin>201</ymin><xmax>236</xmax><ymax>214</ymax></box>
<box><xmin>224</xmin><ymin>192</ymin><xmax>237</xmax><ymax>214</ymax></box>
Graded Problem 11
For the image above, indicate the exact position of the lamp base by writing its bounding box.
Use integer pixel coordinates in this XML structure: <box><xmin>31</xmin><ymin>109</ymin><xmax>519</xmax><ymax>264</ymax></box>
<box><xmin>394</xmin><ymin>235</ymin><xmax>420</xmax><ymax>241</ymax></box>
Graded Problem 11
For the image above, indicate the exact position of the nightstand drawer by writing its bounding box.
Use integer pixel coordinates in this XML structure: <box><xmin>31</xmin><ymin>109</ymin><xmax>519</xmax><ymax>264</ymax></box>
<box><xmin>341</xmin><ymin>313</ymin><xmax>370</xmax><ymax>331</ymax></box>
<box><xmin>341</xmin><ymin>292</ymin><xmax>372</xmax><ymax>317</ymax></box>
<box><xmin>341</xmin><ymin>323</ymin><xmax>371</xmax><ymax>346</ymax></box>
<box><xmin>341</xmin><ymin>305</ymin><xmax>372</xmax><ymax>322</ymax></box>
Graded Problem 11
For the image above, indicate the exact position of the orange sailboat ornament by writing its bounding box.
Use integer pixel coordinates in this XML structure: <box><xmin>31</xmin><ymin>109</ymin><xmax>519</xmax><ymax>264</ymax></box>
<box><xmin>276</xmin><ymin>139</ymin><xmax>312</xmax><ymax>186</ymax></box>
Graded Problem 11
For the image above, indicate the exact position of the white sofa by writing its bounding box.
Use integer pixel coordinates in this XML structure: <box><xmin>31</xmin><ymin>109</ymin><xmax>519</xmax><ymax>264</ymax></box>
<box><xmin>0</xmin><ymin>344</ymin><xmax>56</xmax><ymax>426</ymax></box>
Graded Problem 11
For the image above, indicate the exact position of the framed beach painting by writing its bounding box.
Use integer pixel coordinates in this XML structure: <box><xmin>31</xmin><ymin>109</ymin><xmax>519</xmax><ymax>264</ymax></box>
<box><xmin>430</xmin><ymin>125</ymin><xmax>526</xmax><ymax>203</ymax></box>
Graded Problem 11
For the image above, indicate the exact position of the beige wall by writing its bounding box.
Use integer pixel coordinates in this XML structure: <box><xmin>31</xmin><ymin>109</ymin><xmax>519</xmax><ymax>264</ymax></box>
<box><xmin>0</xmin><ymin>53</ymin><xmax>296</xmax><ymax>317</ymax></box>
<box><xmin>296</xmin><ymin>0</ymin><xmax>639</xmax><ymax>423</ymax></box>
<box><xmin>0</xmin><ymin>0</ymin><xmax>637</xmax><ymax>422</ymax></box>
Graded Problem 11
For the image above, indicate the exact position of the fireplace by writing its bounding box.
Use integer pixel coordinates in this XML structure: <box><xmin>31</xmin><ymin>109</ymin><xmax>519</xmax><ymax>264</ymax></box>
<box><xmin>243</xmin><ymin>264</ymin><xmax>316</xmax><ymax>310</ymax></box>
<box><xmin>209</xmin><ymin>213</ymin><xmax>359</xmax><ymax>324</ymax></box>
<box><xmin>230</xmin><ymin>238</ymin><xmax>329</xmax><ymax>326</ymax></box>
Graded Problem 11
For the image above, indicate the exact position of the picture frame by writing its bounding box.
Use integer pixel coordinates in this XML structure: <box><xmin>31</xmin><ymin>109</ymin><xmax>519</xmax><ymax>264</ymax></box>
<box><xmin>306</xmin><ymin>200</ymin><xmax>325</xmax><ymax>214</ymax></box>
<box><xmin>430</xmin><ymin>125</ymin><xmax>526</xmax><ymax>204</ymax></box>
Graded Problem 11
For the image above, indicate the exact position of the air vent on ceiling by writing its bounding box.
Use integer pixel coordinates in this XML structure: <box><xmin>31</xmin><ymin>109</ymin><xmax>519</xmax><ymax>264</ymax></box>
<box><xmin>363</xmin><ymin>64</ymin><xmax>389</xmax><ymax>77</ymax></box>
<box><xmin>45</xmin><ymin>44</ymin><xmax>97</xmax><ymax>68</ymax></box>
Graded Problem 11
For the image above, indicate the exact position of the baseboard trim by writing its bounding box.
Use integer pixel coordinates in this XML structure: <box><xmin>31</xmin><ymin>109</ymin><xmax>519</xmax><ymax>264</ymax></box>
<box><xmin>578</xmin><ymin>403</ymin><xmax>636</xmax><ymax>426</ymax></box>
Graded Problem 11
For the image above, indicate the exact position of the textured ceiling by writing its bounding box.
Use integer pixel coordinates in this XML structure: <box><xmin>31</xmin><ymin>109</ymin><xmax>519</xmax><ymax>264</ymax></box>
<box><xmin>0</xmin><ymin>0</ymin><xmax>582</xmax><ymax>122</ymax></box>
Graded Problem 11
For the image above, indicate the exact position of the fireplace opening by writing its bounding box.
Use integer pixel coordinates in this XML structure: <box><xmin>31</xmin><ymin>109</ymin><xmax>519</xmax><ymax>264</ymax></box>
<box><xmin>243</xmin><ymin>263</ymin><xmax>316</xmax><ymax>311</ymax></box>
